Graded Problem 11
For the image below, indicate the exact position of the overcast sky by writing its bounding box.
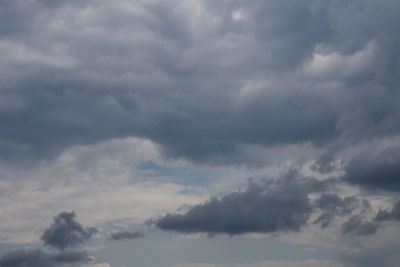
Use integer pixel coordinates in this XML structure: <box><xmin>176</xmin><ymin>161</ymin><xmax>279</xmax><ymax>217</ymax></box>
<box><xmin>0</xmin><ymin>0</ymin><xmax>400</xmax><ymax>266</ymax></box>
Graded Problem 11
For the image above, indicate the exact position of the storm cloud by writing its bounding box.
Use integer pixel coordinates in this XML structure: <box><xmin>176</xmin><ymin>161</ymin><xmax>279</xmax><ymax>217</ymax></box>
<box><xmin>343</xmin><ymin>147</ymin><xmax>400</xmax><ymax>191</ymax></box>
<box><xmin>1</xmin><ymin>0</ymin><xmax>400</xmax><ymax>266</ymax></box>
<box><xmin>41</xmin><ymin>211</ymin><xmax>97</xmax><ymax>250</ymax></box>
<box><xmin>0</xmin><ymin>0</ymin><xmax>399</xmax><ymax>165</ymax></box>
<box><xmin>153</xmin><ymin>172</ymin><xmax>329</xmax><ymax>235</ymax></box>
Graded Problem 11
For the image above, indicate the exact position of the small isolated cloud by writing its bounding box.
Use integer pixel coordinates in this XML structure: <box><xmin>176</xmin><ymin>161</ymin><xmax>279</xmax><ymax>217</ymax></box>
<box><xmin>153</xmin><ymin>172</ymin><xmax>329</xmax><ymax>235</ymax></box>
<box><xmin>343</xmin><ymin>147</ymin><xmax>400</xmax><ymax>191</ymax></box>
<box><xmin>0</xmin><ymin>249</ymin><xmax>90</xmax><ymax>267</ymax></box>
<box><xmin>41</xmin><ymin>211</ymin><xmax>98</xmax><ymax>250</ymax></box>
<box><xmin>110</xmin><ymin>231</ymin><xmax>145</xmax><ymax>241</ymax></box>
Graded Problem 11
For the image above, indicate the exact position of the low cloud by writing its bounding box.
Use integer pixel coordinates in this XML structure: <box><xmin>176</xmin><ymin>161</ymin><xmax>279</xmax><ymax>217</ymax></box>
<box><xmin>375</xmin><ymin>200</ymin><xmax>400</xmax><ymax>222</ymax></box>
<box><xmin>313</xmin><ymin>194</ymin><xmax>357</xmax><ymax>228</ymax></box>
<box><xmin>341</xmin><ymin>216</ymin><xmax>380</xmax><ymax>236</ymax></box>
<box><xmin>110</xmin><ymin>231</ymin><xmax>145</xmax><ymax>241</ymax></box>
<box><xmin>0</xmin><ymin>249</ymin><xmax>90</xmax><ymax>267</ymax></box>
<box><xmin>343</xmin><ymin>147</ymin><xmax>400</xmax><ymax>191</ymax></box>
<box><xmin>0</xmin><ymin>211</ymin><xmax>99</xmax><ymax>266</ymax></box>
<box><xmin>153</xmin><ymin>172</ymin><xmax>329</xmax><ymax>235</ymax></box>
<box><xmin>41</xmin><ymin>211</ymin><xmax>98</xmax><ymax>250</ymax></box>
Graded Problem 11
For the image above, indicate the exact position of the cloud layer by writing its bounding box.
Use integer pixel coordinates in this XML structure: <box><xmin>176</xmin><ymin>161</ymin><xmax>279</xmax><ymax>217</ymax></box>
<box><xmin>0</xmin><ymin>0</ymin><xmax>399</xmax><ymax>166</ymax></box>
<box><xmin>0</xmin><ymin>249</ymin><xmax>90</xmax><ymax>267</ymax></box>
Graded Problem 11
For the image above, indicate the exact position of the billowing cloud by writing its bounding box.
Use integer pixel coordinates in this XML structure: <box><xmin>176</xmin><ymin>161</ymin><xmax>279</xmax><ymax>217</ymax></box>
<box><xmin>41</xmin><ymin>211</ymin><xmax>97</xmax><ymax>250</ymax></box>
<box><xmin>0</xmin><ymin>249</ymin><xmax>90</xmax><ymax>267</ymax></box>
<box><xmin>110</xmin><ymin>231</ymin><xmax>145</xmax><ymax>241</ymax></box>
<box><xmin>343</xmin><ymin>147</ymin><xmax>400</xmax><ymax>191</ymax></box>
<box><xmin>1</xmin><ymin>0</ymin><xmax>400</xmax><ymax>266</ymax></box>
<box><xmin>153</xmin><ymin>172</ymin><xmax>329</xmax><ymax>235</ymax></box>
<box><xmin>0</xmin><ymin>211</ymin><xmax>100</xmax><ymax>266</ymax></box>
<box><xmin>0</xmin><ymin>0</ymin><xmax>399</xmax><ymax>166</ymax></box>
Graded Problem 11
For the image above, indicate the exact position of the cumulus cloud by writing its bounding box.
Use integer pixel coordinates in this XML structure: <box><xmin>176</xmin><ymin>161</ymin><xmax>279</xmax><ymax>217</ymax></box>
<box><xmin>41</xmin><ymin>211</ymin><xmax>97</xmax><ymax>250</ymax></box>
<box><xmin>153</xmin><ymin>172</ymin><xmax>330</xmax><ymax>235</ymax></box>
<box><xmin>0</xmin><ymin>211</ymin><xmax>100</xmax><ymax>267</ymax></box>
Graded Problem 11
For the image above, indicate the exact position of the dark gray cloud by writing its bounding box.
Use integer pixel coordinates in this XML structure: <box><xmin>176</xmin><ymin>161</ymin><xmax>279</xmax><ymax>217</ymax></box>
<box><xmin>0</xmin><ymin>249</ymin><xmax>90</xmax><ymax>267</ymax></box>
<box><xmin>110</xmin><ymin>231</ymin><xmax>145</xmax><ymax>241</ymax></box>
<box><xmin>153</xmin><ymin>171</ymin><xmax>329</xmax><ymax>235</ymax></box>
<box><xmin>0</xmin><ymin>0</ymin><xmax>399</xmax><ymax>166</ymax></box>
<box><xmin>311</xmin><ymin>153</ymin><xmax>338</xmax><ymax>174</ymax></box>
<box><xmin>343</xmin><ymin>147</ymin><xmax>400</xmax><ymax>191</ymax></box>
<box><xmin>41</xmin><ymin>211</ymin><xmax>97</xmax><ymax>250</ymax></box>
<box><xmin>313</xmin><ymin>194</ymin><xmax>357</xmax><ymax>228</ymax></box>
<box><xmin>341</xmin><ymin>216</ymin><xmax>380</xmax><ymax>236</ymax></box>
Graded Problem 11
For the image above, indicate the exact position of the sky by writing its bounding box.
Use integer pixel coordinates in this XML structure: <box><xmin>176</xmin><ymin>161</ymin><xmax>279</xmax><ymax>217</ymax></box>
<box><xmin>0</xmin><ymin>0</ymin><xmax>400</xmax><ymax>266</ymax></box>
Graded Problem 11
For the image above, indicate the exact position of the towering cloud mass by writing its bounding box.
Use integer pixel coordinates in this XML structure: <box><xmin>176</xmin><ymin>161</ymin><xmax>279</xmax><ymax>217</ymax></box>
<box><xmin>41</xmin><ymin>211</ymin><xmax>98</xmax><ymax>250</ymax></box>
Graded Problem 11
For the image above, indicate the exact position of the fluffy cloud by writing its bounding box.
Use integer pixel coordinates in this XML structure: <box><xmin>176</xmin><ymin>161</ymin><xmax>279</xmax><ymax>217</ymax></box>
<box><xmin>41</xmin><ymin>211</ymin><xmax>97</xmax><ymax>250</ymax></box>
<box><xmin>153</xmin><ymin>172</ymin><xmax>330</xmax><ymax>235</ymax></box>
<box><xmin>0</xmin><ymin>0</ymin><xmax>399</xmax><ymax>166</ymax></box>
